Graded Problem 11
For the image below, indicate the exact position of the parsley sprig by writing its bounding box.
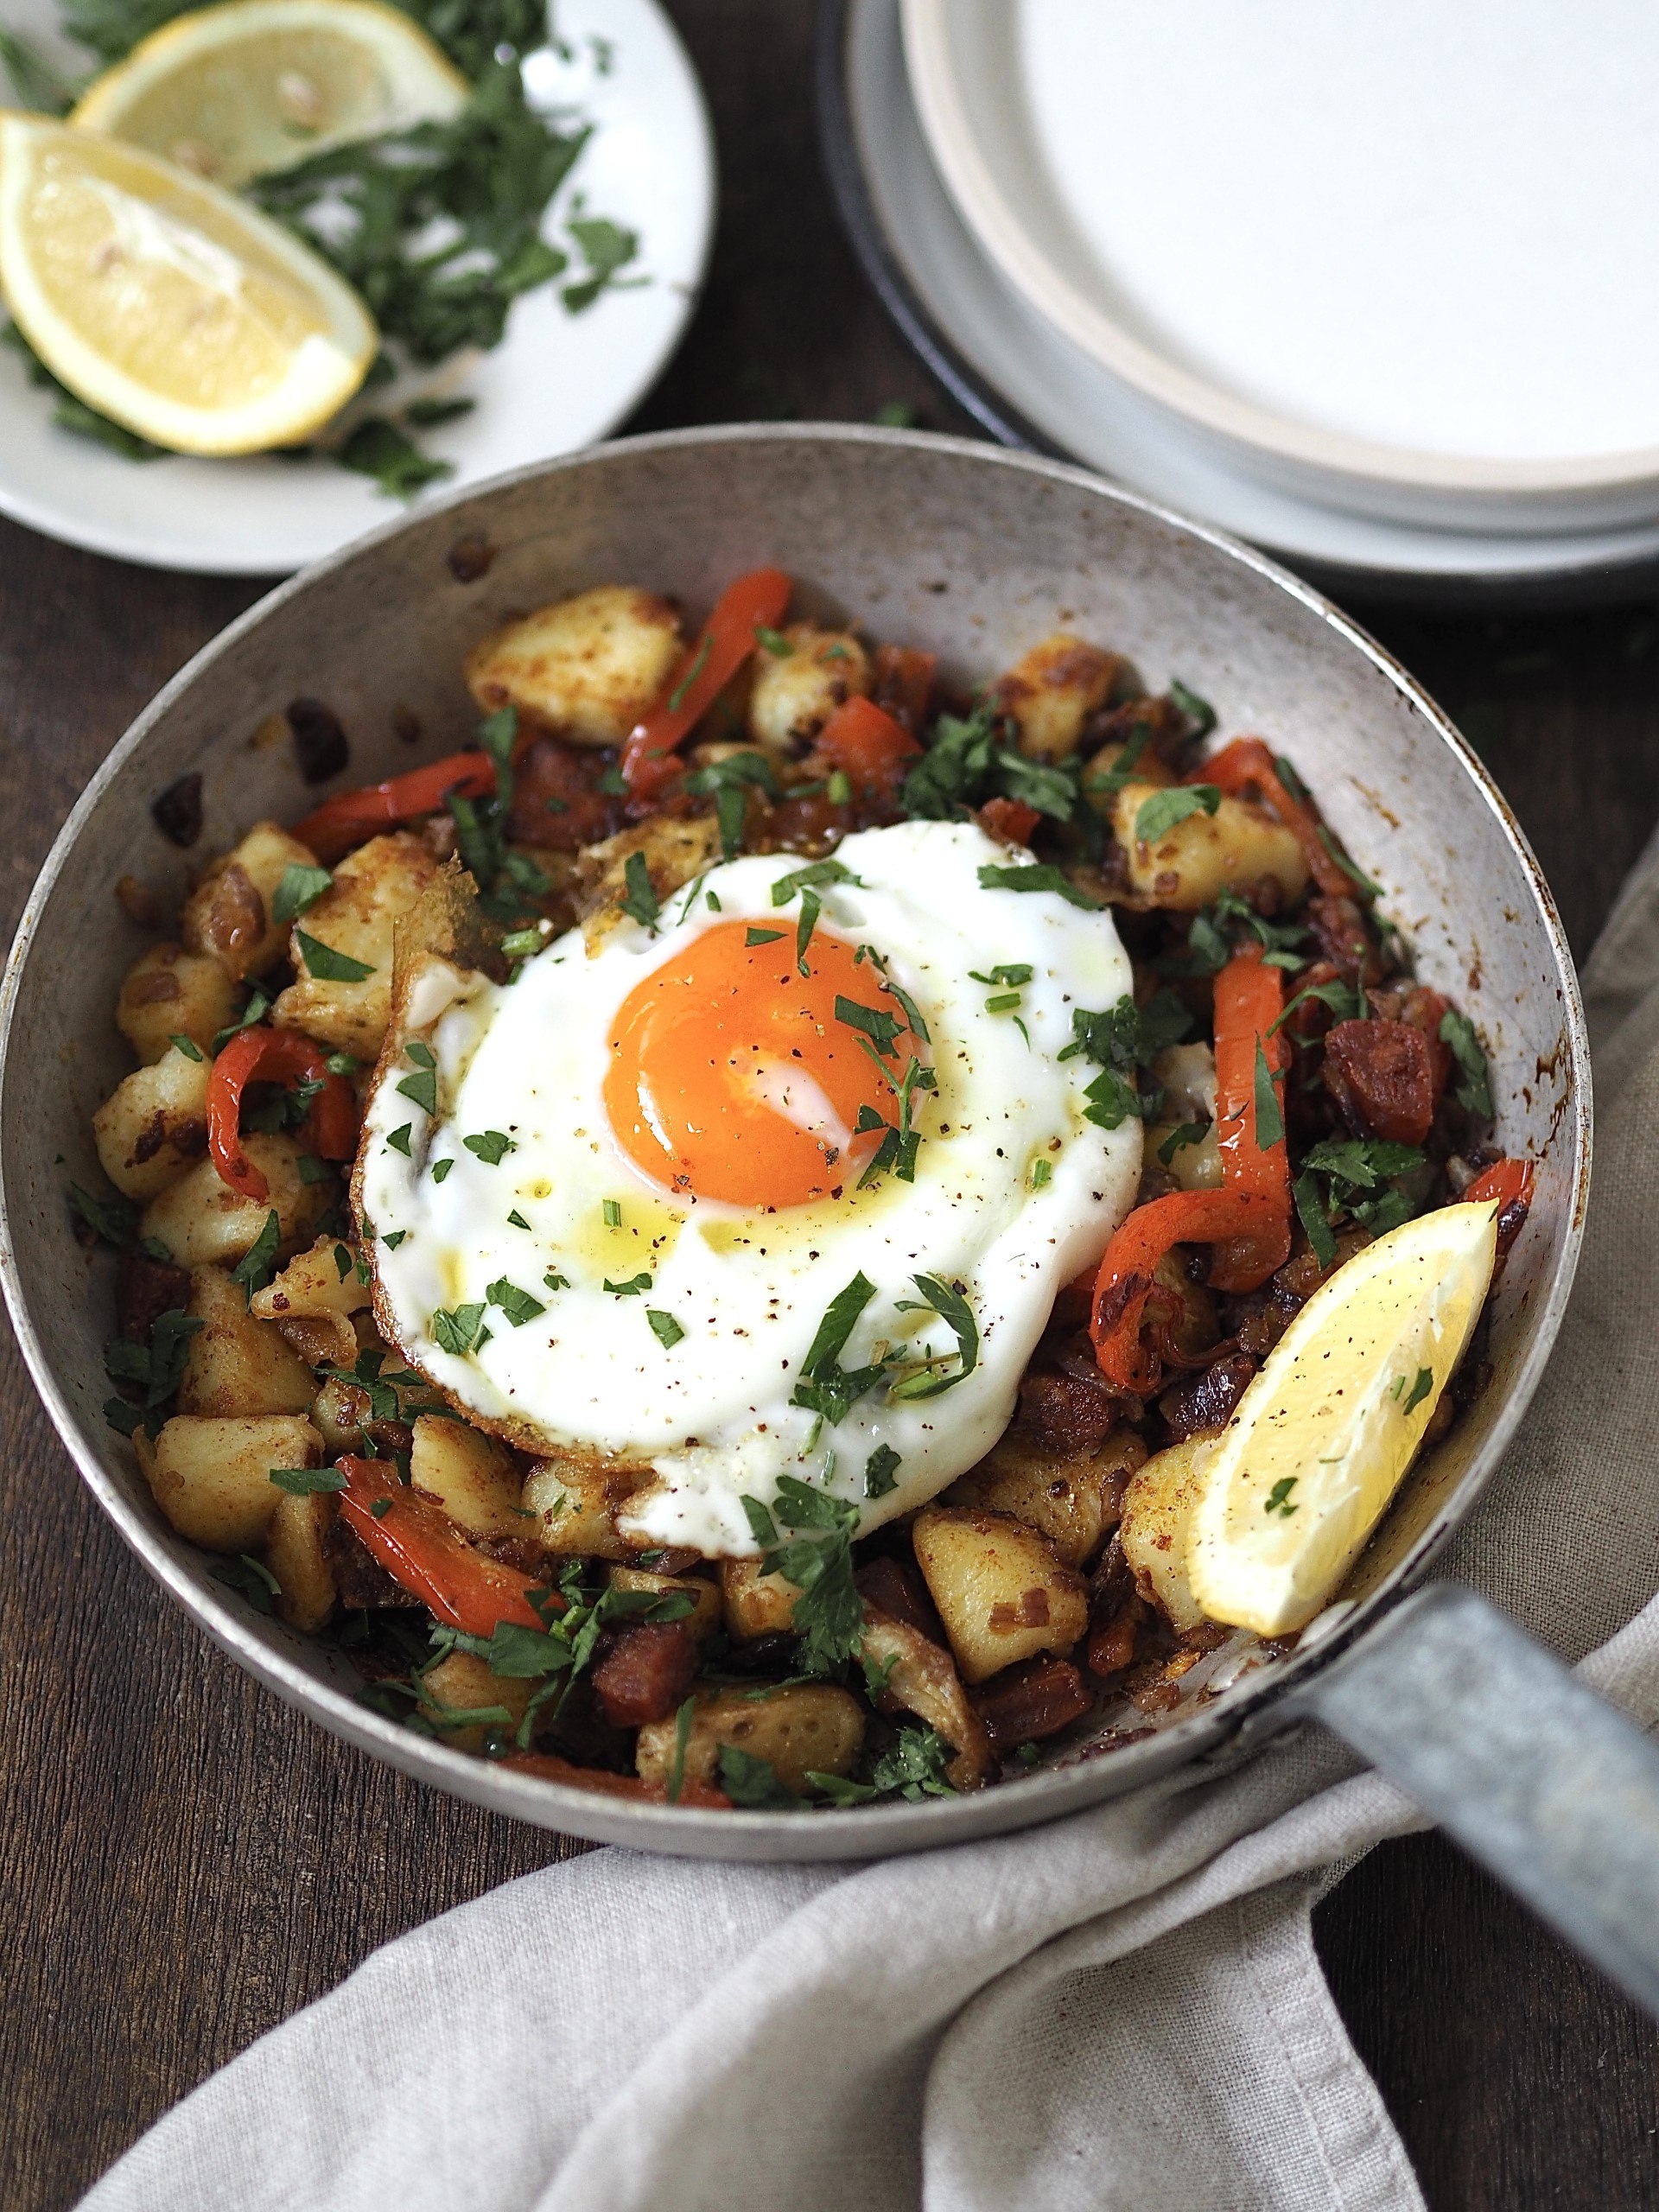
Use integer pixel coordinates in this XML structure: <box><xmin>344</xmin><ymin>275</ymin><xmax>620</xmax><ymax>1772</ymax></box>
<box><xmin>741</xmin><ymin>1476</ymin><xmax>863</xmax><ymax>1675</ymax></box>
<box><xmin>1058</xmin><ymin>989</ymin><xmax>1192</xmax><ymax>1129</ymax></box>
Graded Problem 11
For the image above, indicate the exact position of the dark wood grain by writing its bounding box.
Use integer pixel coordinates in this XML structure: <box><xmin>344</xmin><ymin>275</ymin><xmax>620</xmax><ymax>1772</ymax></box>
<box><xmin>2</xmin><ymin>3</ymin><xmax>1657</xmax><ymax>2204</ymax></box>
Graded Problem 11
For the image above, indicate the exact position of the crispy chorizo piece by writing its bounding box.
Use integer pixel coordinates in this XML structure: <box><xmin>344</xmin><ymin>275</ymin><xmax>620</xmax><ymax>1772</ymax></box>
<box><xmin>506</xmin><ymin>736</ymin><xmax>622</xmax><ymax>853</ymax></box>
<box><xmin>1305</xmin><ymin>894</ymin><xmax>1382</xmax><ymax>986</ymax></box>
<box><xmin>324</xmin><ymin>1513</ymin><xmax>423</xmax><ymax>1609</ymax></box>
<box><xmin>1159</xmin><ymin>1352</ymin><xmax>1257</xmax><ymax>1443</ymax></box>
<box><xmin>853</xmin><ymin>1554</ymin><xmax>943</xmax><ymax>1642</ymax></box>
<box><xmin>969</xmin><ymin>1655</ymin><xmax>1092</xmax><ymax>1751</ymax></box>
<box><xmin>1321</xmin><ymin>1018</ymin><xmax>1437</xmax><ymax>1146</ymax></box>
<box><xmin>1014</xmin><ymin>1368</ymin><xmax>1121</xmax><ymax>1457</ymax></box>
<box><xmin>592</xmin><ymin>1620</ymin><xmax>698</xmax><ymax>1728</ymax></box>
<box><xmin>115</xmin><ymin>1250</ymin><xmax>192</xmax><ymax>1342</ymax></box>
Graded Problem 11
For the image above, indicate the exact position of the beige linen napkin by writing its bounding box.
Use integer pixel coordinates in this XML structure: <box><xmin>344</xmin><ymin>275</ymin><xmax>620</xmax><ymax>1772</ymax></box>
<box><xmin>79</xmin><ymin>825</ymin><xmax>1659</xmax><ymax>2212</ymax></box>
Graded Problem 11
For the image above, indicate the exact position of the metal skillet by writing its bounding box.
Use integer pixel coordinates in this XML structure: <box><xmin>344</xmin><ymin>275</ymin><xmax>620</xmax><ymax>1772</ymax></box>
<box><xmin>5</xmin><ymin>426</ymin><xmax>1656</xmax><ymax>2006</ymax></box>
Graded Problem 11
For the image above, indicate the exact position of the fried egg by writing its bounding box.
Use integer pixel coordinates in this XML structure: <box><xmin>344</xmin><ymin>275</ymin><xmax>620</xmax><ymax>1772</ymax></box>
<box><xmin>359</xmin><ymin>819</ymin><xmax>1141</xmax><ymax>1554</ymax></box>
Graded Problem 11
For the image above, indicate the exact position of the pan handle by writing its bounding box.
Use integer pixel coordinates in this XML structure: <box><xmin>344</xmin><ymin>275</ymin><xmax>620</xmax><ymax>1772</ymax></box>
<box><xmin>1299</xmin><ymin>1582</ymin><xmax>1659</xmax><ymax>2018</ymax></box>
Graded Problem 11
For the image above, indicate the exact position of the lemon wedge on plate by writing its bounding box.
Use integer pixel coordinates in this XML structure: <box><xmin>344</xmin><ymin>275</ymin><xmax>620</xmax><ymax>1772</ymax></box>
<box><xmin>0</xmin><ymin>113</ymin><xmax>376</xmax><ymax>455</ymax></box>
<box><xmin>1186</xmin><ymin>1198</ymin><xmax>1500</xmax><ymax>1637</ymax></box>
<box><xmin>69</xmin><ymin>0</ymin><xmax>467</xmax><ymax>188</ymax></box>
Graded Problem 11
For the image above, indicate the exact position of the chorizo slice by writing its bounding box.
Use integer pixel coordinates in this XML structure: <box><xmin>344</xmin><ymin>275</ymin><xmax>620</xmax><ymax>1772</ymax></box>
<box><xmin>1321</xmin><ymin>1019</ymin><xmax>1436</xmax><ymax>1145</ymax></box>
<box><xmin>592</xmin><ymin>1619</ymin><xmax>698</xmax><ymax>1728</ymax></box>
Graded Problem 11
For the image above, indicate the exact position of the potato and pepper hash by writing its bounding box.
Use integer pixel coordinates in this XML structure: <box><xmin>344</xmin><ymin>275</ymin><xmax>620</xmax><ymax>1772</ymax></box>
<box><xmin>81</xmin><ymin>570</ymin><xmax>1533</xmax><ymax>1811</ymax></box>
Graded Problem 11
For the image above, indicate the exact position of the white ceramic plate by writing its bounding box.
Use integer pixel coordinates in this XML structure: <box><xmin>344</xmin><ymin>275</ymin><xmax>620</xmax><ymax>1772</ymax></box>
<box><xmin>0</xmin><ymin>0</ymin><xmax>715</xmax><ymax>574</ymax></box>
<box><xmin>902</xmin><ymin>0</ymin><xmax>1659</xmax><ymax>533</ymax></box>
<box><xmin>838</xmin><ymin>0</ymin><xmax>1659</xmax><ymax>593</ymax></box>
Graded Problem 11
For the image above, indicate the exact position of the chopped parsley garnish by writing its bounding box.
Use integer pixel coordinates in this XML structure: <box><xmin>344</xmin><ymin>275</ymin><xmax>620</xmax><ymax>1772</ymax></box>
<box><xmin>771</xmin><ymin>858</ymin><xmax>863</xmax><ymax>906</ymax></box>
<box><xmin>333</xmin><ymin>1242</ymin><xmax>354</xmax><ymax>1282</ymax></box>
<box><xmin>1402</xmin><ymin>1366</ymin><xmax>1434</xmax><ymax>1416</ymax></box>
<box><xmin>272</xmin><ymin>862</ymin><xmax>333</xmax><ymax>924</ymax></box>
<box><xmin>789</xmin><ymin>1272</ymin><xmax>886</xmax><ymax>1427</ymax></box>
<box><xmin>666</xmin><ymin>632</ymin><xmax>713</xmax><ymax>715</ymax></box>
<box><xmin>1169</xmin><ymin>678</ymin><xmax>1217</xmax><ymax>736</ymax></box>
<box><xmin>296</xmin><ymin>1154</ymin><xmax>330</xmax><ymax>1185</ymax></box>
<box><xmin>1299</xmin><ymin>1137</ymin><xmax>1425</xmax><ymax>1237</ymax></box>
<box><xmin>486</xmin><ymin>1278</ymin><xmax>544</xmax><ymax>1326</ymax></box>
<box><xmin>808</xmin><ymin>1770</ymin><xmax>878</xmax><ymax>1807</ymax></box>
<box><xmin>168</xmin><ymin>1033</ymin><xmax>205</xmax><ymax>1063</ymax></box>
<box><xmin>889</xmin><ymin>1274</ymin><xmax>978</xmax><ymax>1402</ymax></box>
<box><xmin>741</xmin><ymin>1475</ymin><xmax>863</xmax><ymax>1674</ymax></box>
<box><xmin>1440</xmin><ymin>1010</ymin><xmax>1494</xmax><ymax>1119</ymax></box>
<box><xmin>755</xmin><ymin>625</ymin><xmax>794</xmax><ymax>657</ymax></box>
<box><xmin>1253</xmin><ymin>1039</ymin><xmax>1286</xmax><ymax>1149</ymax></box>
<box><xmin>383</xmin><ymin>1229</ymin><xmax>408</xmax><ymax>1249</ymax></box>
<box><xmin>620</xmin><ymin>850</ymin><xmax>660</xmax><ymax>931</ymax></box>
<box><xmin>432</xmin><ymin>1301</ymin><xmax>490</xmax><ymax>1356</ymax></box>
<box><xmin>1133</xmin><ymin>785</ymin><xmax>1219</xmax><ymax>843</ymax></box>
<box><xmin>868</xmin><ymin>1725</ymin><xmax>957</xmax><ymax>1799</ymax></box>
<box><xmin>506</xmin><ymin>1209</ymin><xmax>531</xmax><ymax>1230</ymax></box>
<box><xmin>463</xmin><ymin>1129</ymin><xmax>515</xmax><ymax>1165</ymax></box>
<box><xmin>229</xmin><ymin>1210</ymin><xmax>282</xmax><ymax>1301</ymax></box>
<box><xmin>1270</xmin><ymin>975</ymin><xmax>1367</xmax><ymax>1033</ymax></box>
<box><xmin>1059</xmin><ymin>990</ymin><xmax>1191</xmax><ymax>1129</ymax></box>
<box><xmin>70</xmin><ymin>1182</ymin><xmax>137</xmax><ymax>1249</ymax></box>
<box><xmin>976</xmin><ymin>861</ymin><xmax>1101</xmax><ymax>911</ymax></box>
<box><xmin>432</xmin><ymin>1155</ymin><xmax>454</xmax><ymax>1183</ymax></box>
<box><xmin>1264</xmin><ymin>1477</ymin><xmax>1299</xmax><ymax>1517</ymax></box>
<box><xmin>746</xmin><ymin>926</ymin><xmax>785</xmax><ymax>946</ymax></box>
<box><xmin>543</xmin><ymin>1269</ymin><xmax>570</xmax><ymax>1293</ymax></box>
<box><xmin>604</xmin><ymin>1272</ymin><xmax>652</xmax><ymax>1296</ymax></box>
<box><xmin>796</xmin><ymin>886</ymin><xmax>821</xmax><ymax>975</ymax></box>
<box><xmin>855</xmin><ymin>1057</ymin><xmax>938</xmax><ymax>1187</ymax></box>
<box><xmin>969</xmin><ymin>963</ymin><xmax>1033</xmax><ymax>988</ymax></box>
<box><xmin>646</xmin><ymin>1308</ymin><xmax>686</xmax><ymax>1350</ymax></box>
<box><xmin>602</xmin><ymin>1198</ymin><xmax>622</xmax><ymax>1227</ymax></box>
<box><xmin>213</xmin><ymin>984</ymin><xmax>274</xmax><ymax>1054</ymax></box>
<box><xmin>716</xmin><ymin>1746</ymin><xmax>804</xmax><ymax>1810</ymax></box>
<box><xmin>386</xmin><ymin>1123</ymin><xmax>414</xmax><ymax>1157</ymax></box>
<box><xmin>269</xmin><ymin>1465</ymin><xmax>348</xmax><ymax>1495</ymax></box>
<box><xmin>864</xmin><ymin>1443</ymin><xmax>901</xmax><ymax>1498</ymax></box>
<box><xmin>296</xmin><ymin>929</ymin><xmax>375</xmax><ymax>983</ymax></box>
<box><xmin>1158</xmin><ymin>1120</ymin><xmax>1210</xmax><ymax>1166</ymax></box>
<box><xmin>686</xmin><ymin>750</ymin><xmax>779</xmax><ymax>860</ymax></box>
<box><xmin>1029</xmin><ymin>1157</ymin><xmax>1052</xmax><ymax>1189</ymax></box>
<box><xmin>212</xmin><ymin>1553</ymin><xmax>282</xmax><ymax>1612</ymax></box>
<box><xmin>836</xmin><ymin>994</ymin><xmax>904</xmax><ymax>1061</ymax></box>
<box><xmin>102</xmin><ymin>1306</ymin><xmax>202</xmax><ymax>1437</ymax></box>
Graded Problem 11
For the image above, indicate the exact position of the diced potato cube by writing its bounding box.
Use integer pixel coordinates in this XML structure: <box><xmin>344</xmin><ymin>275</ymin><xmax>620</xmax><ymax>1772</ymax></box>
<box><xmin>608</xmin><ymin>1563</ymin><xmax>721</xmax><ymax>1642</ymax></box>
<box><xmin>178</xmin><ymin>1262</ymin><xmax>316</xmax><ymax>1417</ymax></box>
<box><xmin>577</xmin><ymin>814</ymin><xmax>724</xmax><ymax>950</ymax></box>
<box><xmin>251</xmin><ymin>1235</ymin><xmax>373</xmax><ymax>1325</ymax></box>
<box><xmin>635</xmin><ymin>1683</ymin><xmax>865</xmax><ymax>1796</ymax></box>
<box><xmin>747</xmin><ymin>623</ymin><xmax>871</xmax><ymax>751</ymax></box>
<box><xmin>721</xmin><ymin>1554</ymin><xmax>802</xmax><ymax>1642</ymax></box>
<box><xmin>266</xmin><ymin>1488</ymin><xmax>338</xmax><ymax>1633</ymax></box>
<box><xmin>1118</xmin><ymin>1436</ymin><xmax>1218</xmax><ymax>1632</ymax></box>
<box><xmin>912</xmin><ymin>1506</ymin><xmax>1089</xmax><ymax>1683</ymax></box>
<box><xmin>417</xmin><ymin>1649</ymin><xmax>532</xmax><ymax>1753</ymax></box>
<box><xmin>271</xmin><ymin>831</ymin><xmax>438</xmax><ymax>1060</ymax></box>
<box><xmin>182</xmin><ymin>821</ymin><xmax>320</xmax><ymax>982</ymax></box>
<box><xmin>409</xmin><ymin>1414</ymin><xmax>522</xmax><ymax>1538</ymax></box>
<box><xmin>1112</xmin><ymin>784</ymin><xmax>1309</xmax><ymax>911</ymax></box>
<box><xmin>990</xmin><ymin>633</ymin><xmax>1124</xmax><ymax>761</ymax></box>
<box><xmin>946</xmin><ymin>1425</ymin><xmax>1147</xmax><ymax>1568</ymax></box>
<box><xmin>92</xmin><ymin>1043</ymin><xmax>211</xmax><ymax>1202</ymax></box>
<box><xmin>522</xmin><ymin>1452</ymin><xmax>652</xmax><ymax>1560</ymax></box>
<box><xmin>139</xmin><ymin>1135</ymin><xmax>327</xmax><ymax>1268</ymax></box>
<box><xmin>117</xmin><ymin>943</ymin><xmax>237</xmax><ymax>1065</ymax></box>
<box><xmin>145</xmin><ymin>1413</ymin><xmax>321</xmax><ymax>1551</ymax></box>
<box><xmin>464</xmin><ymin>584</ymin><xmax>683</xmax><ymax>747</ymax></box>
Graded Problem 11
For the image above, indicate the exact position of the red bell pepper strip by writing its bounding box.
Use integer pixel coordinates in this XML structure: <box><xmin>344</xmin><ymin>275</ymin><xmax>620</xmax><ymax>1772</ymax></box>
<box><xmin>1210</xmin><ymin>942</ymin><xmax>1293</xmax><ymax>1293</ymax></box>
<box><xmin>1091</xmin><ymin>1188</ymin><xmax>1287</xmax><ymax>1393</ymax></box>
<box><xmin>1194</xmin><ymin>737</ymin><xmax>1354</xmax><ymax>898</ymax></box>
<box><xmin>871</xmin><ymin>643</ymin><xmax>938</xmax><ymax>733</ymax></box>
<box><xmin>620</xmin><ymin>568</ymin><xmax>792</xmax><ymax>799</ymax></box>
<box><xmin>978</xmin><ymin>795</ymin><xmax>1041</xmax><ymax>847</ymax></box>
<box><xmin>207</xmin><ymin>1026</ymin><xmax>356</xmax><ymax>1203</ymax></box>
<box><xmin>292</xmin><ymin>751</ymin><xmax>497</xmax><ymax>862</ymax></box>
<box><xmin>502</xmin><ymin>1750</ymin><xmax>732</xmax><ymax>1808</ymax></box>
<box><xmin>1465</xmin><ymin>1158</ymin><xmax>1534</xmax><ymax>1211</ymax></box>
<box><xmin>817</xmin><ymin>693</ymin><xmax>922</xmax><ymax>796</ymax></box>
<box><xmin>336</xmin><ymin>1458</ymin><xmax>558</xmax><ymax>1635</ymax></box>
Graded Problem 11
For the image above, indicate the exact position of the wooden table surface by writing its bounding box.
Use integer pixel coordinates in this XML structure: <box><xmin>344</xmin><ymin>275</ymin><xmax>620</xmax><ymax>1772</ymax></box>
<box><xmin>4</xmin><ymin>4</ymin><xmax>1659</xmax><ymax>2203</ymax></box>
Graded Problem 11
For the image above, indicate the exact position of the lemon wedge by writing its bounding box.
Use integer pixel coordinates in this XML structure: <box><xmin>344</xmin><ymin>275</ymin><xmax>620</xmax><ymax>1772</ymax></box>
<box><xmin>1186</xmin><ymin>1198</ymin><xmax>1500</xmax><ymax>1636</ymax></box>
<box><xmin>70</xmin><ymin>0</ymin><xmax>467</xmax><ymax>188</ymax></box>
<box><xmin>0</xmin><ymin>113</ymin><xmax>376</xmax><ymax>455</ymax></box>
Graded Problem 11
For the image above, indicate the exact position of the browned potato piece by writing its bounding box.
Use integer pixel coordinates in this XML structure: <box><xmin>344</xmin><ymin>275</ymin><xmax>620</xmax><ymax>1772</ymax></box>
<box><xmin>912</xmin><ymin>1507</ymin><xmax>1089</xmax><ymax>1684</ymax></box>
<box><xmin>251</xmin><ymin>1234</ymin><xmax>371</xmax><ymax>1367</ymax></box>
<box><xmin>578</xmin><ymin>815</ymin><xmax>724</xmax><ymax>950</ymax></box>
<box><xmin>1119</xmin><ymin>1437</ymin><xmax>1217</xmax><ymax>1632</ymax></box>
<box><xmin>272</xmin><ymin>830</ymin><xmax>439</xmax><ymax>1060</ymax></box>
<box><xmin>608</xmin><ymin>1563</ymin><xmax>722</xmax><ymax>1642</ymax></box>
<box><xmin>1084</xmin><ymin>737</ymin><xmax>1178</xmax><ymax>799</ymax></box>
<box><xmin>183</xmin><ymin>822</ymin><xmax>320</xmax><ymax>982</ymax></box>
<box><xmin>990</xmin><ymin>633</ymin><xmax>1124</xmax><ymax>761</ymax></box>
<box><xmin>92</xmin><ymin>1044</ymin><xmax>211</xmax><ymax>1202</ymax></box>
<box><xmin>946</xmin><ymin>1425</ymin><xmax>1147</xmax><ymax>1569</ymax></box>
<box><xmin>410</xmin><ymin>1414</ymin><xmax>522</xmax><ymax>1539</ymax></box>
<box><xmin>117</xmin><ymin>943</ymin><xmax>237</xmax><ymax>1065</ymax></box>
<box><xmin>747</xmin><ymin>623</ymin><xmax>871</xmax><ymax>751</ymax></box>
<box><xmin>721</xmin><ymin>1554</ymin><xmax>802</xmax><ymax>1642</ymax></box>
<box><xmin>418</xmin><ymin>1649</ymin><xmax>532</xmax><ymax>1753</ymax></box>
<box><xmin>178</xmin><ymin>1262</ymin><xmax>316</xmax><ymax>1417</ymax></box>
<box><xmin>144</xmin><ymin>1412</ymin><xmax>321</xmax><ymax>1550</ymax></box>
<box><xmin>858</xmin><ymin>1609</ymin><xmax>992</xmax><ymax>1789</ymax></box>
<box><xmin>1111</xmin><ymin>784</ymin><xmax>1309</xmax><ymax>911</ymax></box>
<box><xmin>522</xmin><ymin>1452</ymin><xmax>652</xmax><ymax>1560</ymax></box>
<box><xmin>464</xmin><ymin>584</ymin><xmax>682</xmax><ymax>747</ymax></box>
<box><xmin>1146</xmin><ymin>1043</ymin><xmax>1224</xmax><ymax>1191</ymax></box>
<box><xmin>267</xmin><ymin>1489</ymin><xmax>338</xmax><ymax>1633</ymax></box>
<box><xmin>636</xmin><ymin>1683</ymin><xmax>865</xmax><ymax>1796</ymax></box>
<box><xmin>139</xmin><ymin>1135</ymin><xmax>327</xmax><ymax>1268</ymax></box>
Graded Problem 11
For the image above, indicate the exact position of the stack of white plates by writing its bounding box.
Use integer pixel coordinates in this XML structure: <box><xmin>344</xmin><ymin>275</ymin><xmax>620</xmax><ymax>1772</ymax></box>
<box><xmin>820</xmin><ymin>0</ymin><xmax>1659</xmax><ymax>597</ymax></box>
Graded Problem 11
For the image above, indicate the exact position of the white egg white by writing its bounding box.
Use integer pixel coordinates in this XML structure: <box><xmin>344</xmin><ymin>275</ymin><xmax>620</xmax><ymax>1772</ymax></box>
<box><xmin>359</xmin><ymin>820</ymin><xmax>1142</xmax><ymax>1554</ymax></box>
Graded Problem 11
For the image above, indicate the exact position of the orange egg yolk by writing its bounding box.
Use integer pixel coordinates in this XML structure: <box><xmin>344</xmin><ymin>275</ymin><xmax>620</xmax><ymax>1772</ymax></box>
<box><xmin>604</xmin><ymin>920</ymin><xmax>913</xmax><ymax>1208</ymax></box>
